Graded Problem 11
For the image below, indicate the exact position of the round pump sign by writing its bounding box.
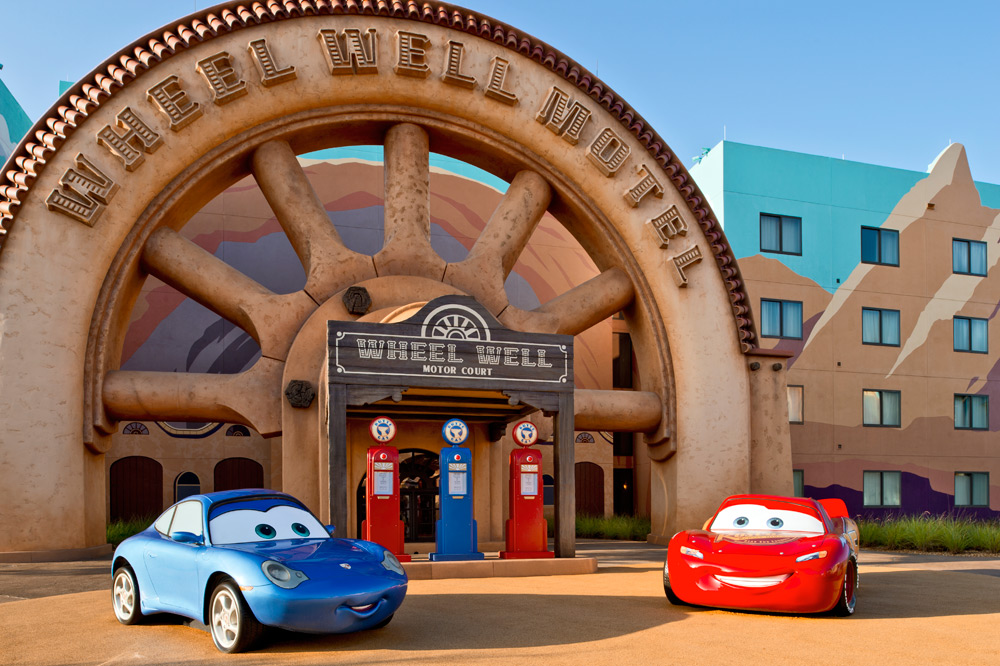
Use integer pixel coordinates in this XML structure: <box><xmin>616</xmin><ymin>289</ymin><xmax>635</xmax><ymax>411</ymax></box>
<box><xmin>512</xmin><ymin>421</ymin><xmax>538</xmax><ymax>447</ymax></box>
<box><xmin>369</xmin><ymin>416</ymin><xmax>397</xmax><ymax>443</ymax></box>
<box><xmin>442</xmin><ymin>418</ymin><xmax>470</xmax><ymax>445</ymax></box>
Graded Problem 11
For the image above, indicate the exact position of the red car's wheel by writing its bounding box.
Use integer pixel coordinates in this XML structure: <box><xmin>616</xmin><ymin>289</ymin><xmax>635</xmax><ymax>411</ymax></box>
<box><xmin>832</xmin><ymin>558</ymin><xmax>858</xmax><ymax>616</ymax></box>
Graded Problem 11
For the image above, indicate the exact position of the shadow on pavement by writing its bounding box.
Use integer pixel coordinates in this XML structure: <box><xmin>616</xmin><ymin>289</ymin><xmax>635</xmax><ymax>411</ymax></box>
<box><xmin>260</xmin><ymin>593</ymin><xmax>679</xmax><ymax>653</ymax></box>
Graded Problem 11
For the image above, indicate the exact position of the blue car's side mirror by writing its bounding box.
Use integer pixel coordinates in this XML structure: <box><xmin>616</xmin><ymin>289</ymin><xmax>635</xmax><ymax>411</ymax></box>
<box><xmin>172</xmin><ymin>531</ymin><xmax>204</xmax><ymax>546</ymax></box>
<box><xmin>325</xmin><ymin>525</ymin><xmax>336</xmax><ymax>536</ymax></box>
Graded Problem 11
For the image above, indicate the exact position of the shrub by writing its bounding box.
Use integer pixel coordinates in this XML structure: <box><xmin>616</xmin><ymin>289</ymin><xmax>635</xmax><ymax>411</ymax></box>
<box><xmin>107</xmin><ymin>516</ymin><xmax>155</xmax><ymax>547</ymax></box>
<box><xmin>857</xmin><ymin>515</ymin><xmax>1000</xmax><ymax>554</ymax></box>
<box><xmin>575</xmin><ymin>514</ymin><xmax>651</xmax><ymax>541</ymax></box>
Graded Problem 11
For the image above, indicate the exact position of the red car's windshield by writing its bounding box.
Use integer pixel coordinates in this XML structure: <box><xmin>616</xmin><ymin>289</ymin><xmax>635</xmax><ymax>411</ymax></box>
<box><xmin>709</xmin><ymin>499</ymin><xmax>825</xmax><ymax>535</ymax></box>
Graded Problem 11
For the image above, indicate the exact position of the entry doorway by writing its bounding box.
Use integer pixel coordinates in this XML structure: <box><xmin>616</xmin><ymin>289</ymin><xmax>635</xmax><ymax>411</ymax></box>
<box><xmin>356</xmin><ymin>449</ymin><xmax>439</xmax><ymax>542</ymax></box>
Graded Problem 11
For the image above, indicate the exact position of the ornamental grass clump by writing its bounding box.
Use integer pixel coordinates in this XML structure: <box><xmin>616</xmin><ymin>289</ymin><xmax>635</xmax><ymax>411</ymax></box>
<box><xmin>107</xmin><ymin>516</ymin><xmax>155</xmax><ymax>547</ymax></box>
<box><xmin>575</xmin><ymin>514</ymin><xmax>651</xmax><ymax>541</ymax></box>
<box><xmin>857</xmin><ymin>515</ymin><xmax>1000</xmax><ymax>554</ymax></box>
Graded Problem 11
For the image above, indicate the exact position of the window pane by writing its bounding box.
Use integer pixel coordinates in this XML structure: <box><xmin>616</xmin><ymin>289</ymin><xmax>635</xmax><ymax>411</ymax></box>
<box><xmin>954</xmin><ymin>317</ymin><xmax>971</xmax><ymax>351</ymax></box>
<box><xmin>972</xmin><ymin>395</ymin><xmax>989</xmax><ymax>429</ymax></box>
<box><xmin>793</xmin><ymin>470</ymin><xmax>804</xmax><ymax>497</ymax></box>
<box><xmin>972</xmin><ymin>473</ymin><xmax>989</xmax><ymax>506</ymax></box>
<box><xmin>863</xmin><ymin>471</ymin><xmax>881</xmax><ymax>505</ymax></box>
<box><xmin>782</xmin><ymin>301</ymin><xmax>803</xmax><ymax>338</ymax></box>
<box><xmin>971</xmin><ymin>241</ymin><xmax>987</xmax><ymax>275</ymax></box>
<box><xmin>955</xmin><ymin>473</ymin><xmax>971</xmax><ymax>506</ymax></box>
<box><xmin>954</xmin><ymin>240</ymin><xmax>969</xmax><ymax>273</ymax></box>
<box><xmin>761</xmin><ymin>215</ymin><xmax>781</xmax><ymax>252</ymax></box>
<box><xmin>782</xmin><ymin>216</ymin><xmax>801</xmax><ymax>254</ymax></box>
<box><xmin>861</xmin><ymin>227</ymin><xmax>878</xmax><ymax>263</ymax></box>
<box><xmin>169</xmin><ymin>500</ymin><xmax>204</xmax><ymax>538</ymax></box>
<box><xmin>971</xmin><ymin>318</ymin><xmax>988</xmax><ymax>352</ymax></box>
<box><xmin>882</xmin><ymin>391</ymin><xmax>901</xmax><ymax>426</ymax></box>
<box><xmin>862</xmin><ymin>308</ymin><xmax>881</xmax><ymax>343</ymax></box>
<box><xmin>882</xmin><ymin>310</ymin><xmax>900</xmax><ymax>345</ymax></box>
<box><xmin>863</xmin><ymin>391</ymin><xmax>881</xmax><ymax>425</ymax></box>
<box><xmin>761</xmin><ymin>300</ymin><xmax>781</xmax><ymax>337</ymax></box>
<box><xmin>882</xmin><ymin>472</ymin><xmax>902</xmax><ymax>506</ymax></box>
<box><xmin>787</xmin><ymin>386</ymin><xmax>803</xmax><ymax>423</ymax></box>
<box><xmin>955</xmin><ymin>395</ymin><xmax>970</xmax><ymax>428</ymax></box>
<box><xmin>880</xmin><ymin>230</ymin><xmax>899</xmax><ymax>265</ymax></box>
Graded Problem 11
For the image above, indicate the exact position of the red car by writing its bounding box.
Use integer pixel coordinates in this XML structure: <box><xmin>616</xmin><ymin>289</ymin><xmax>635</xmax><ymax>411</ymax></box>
<box><xmin>663</xmin><ymin>494</ymin><xmax>859</xmax><ymax>615</ymax></box>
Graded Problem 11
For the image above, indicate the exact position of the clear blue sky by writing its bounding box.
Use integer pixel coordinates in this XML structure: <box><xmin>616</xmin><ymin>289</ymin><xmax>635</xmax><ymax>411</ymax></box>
<box><xmin>2</xmin><ymin>1</ymin><xmax>998</xmax><ymax>182</ymax></box>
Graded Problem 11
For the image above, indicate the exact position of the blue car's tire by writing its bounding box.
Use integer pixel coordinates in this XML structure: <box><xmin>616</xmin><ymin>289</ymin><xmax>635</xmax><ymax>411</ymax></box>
<box><xmin>209</xmin><ymin>580</ymin><xmax>263</xmax><ymax>653</ymax></box>
<box><xmin>832</xmin><ymin>559</ymin><xmax>858</xmax><ymax>617</ymax></box>
<box><xmin>112</xmin><ymin>565</ymin><xmax>143</xmax><ymax>625</ymax></box>
<box><xmin>372</xmin><ymin>613</ymin><xmax>394</xmax><ymax>629</ymax></box>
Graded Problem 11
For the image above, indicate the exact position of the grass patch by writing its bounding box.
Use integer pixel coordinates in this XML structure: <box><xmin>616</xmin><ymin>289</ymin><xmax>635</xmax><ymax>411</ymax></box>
<box><xmin>858</xmin><ymin>515</ymin><xmax>1000</xmax><ymax>554</ymax></box>
<box><xmin>575</xmin><ymin>514</ymin><xmax>651</xmax><ymax>541</ymax></box>
<box><xmin>107</xmin><ymin>516</ymin><xmax>155</xmax><ymax>547</ymax></box>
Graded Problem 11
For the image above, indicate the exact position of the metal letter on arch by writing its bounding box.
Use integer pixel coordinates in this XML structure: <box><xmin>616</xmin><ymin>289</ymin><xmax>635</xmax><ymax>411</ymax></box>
<box><xmin>0</xmin><ymin>1</ymin><xmax>787</xmax><ymax>558</ymax></box>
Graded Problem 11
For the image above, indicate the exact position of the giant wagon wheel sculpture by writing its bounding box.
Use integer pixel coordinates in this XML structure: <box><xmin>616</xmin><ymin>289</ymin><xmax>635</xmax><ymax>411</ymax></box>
<box><xmin>0</xmin><ymin>1</ymin><xmax>787</xmax><ymax>559</ymax></box>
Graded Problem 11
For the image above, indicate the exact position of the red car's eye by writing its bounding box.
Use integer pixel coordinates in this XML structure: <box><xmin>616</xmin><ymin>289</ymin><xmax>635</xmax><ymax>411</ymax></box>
<box><xmin>733</xmin><ymin>517</ymin><xmax>749</xmax><ymax>527</ymax></box>
<box><xmin>767</xmin><ymin>517</ymin><xmax>784</xmax><ymax>528</ymax></box>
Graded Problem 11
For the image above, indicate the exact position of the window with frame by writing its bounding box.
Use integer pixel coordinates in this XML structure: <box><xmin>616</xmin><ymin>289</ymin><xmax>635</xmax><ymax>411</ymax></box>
<box><xmin>954</xmin><ymin>394</ymin><xmax>988</xmax><ymax>430</ymax></box>
<box><xmin>862</xmin><ymin>389</ymin><xmax>901</xmax><ymax>427</ymax></box>
<box><xmin>861</xmin><ymin>227</ymin><xmax>899</xmax><ymax>266</ymax></box>
<box><xmin>787</xmin><ymin>385</ymin><xmax>804</xmax><ymax>424</ymax></box>
<box><xmin>861</xmin><ymin>307</ymin><xmax>900</xmax><ymax>346</ymax></box>
<box><xmin>954</xmin><ymin>316</ymin><xmax>988</xmax><ymax>353</ymax></box>
<box><xmin>953</xmin><ymin>238</ymin><xmax>987</xmax><ymax>276</ymax></box>
<box><xmin>760</xmin><ymin>299</ymin><xmax>803</xmax><ymax>339</ymax></box>
<box><xmin>863</xmin><ymin>471</ymin><xmax>901</xmax><ymax>507</ymax></box>
<box><xmin>792</xmin><ymin>470</ymin><xmax>804</xmax><ymax>497</ymax></box>
<box><xmin>954</xmin><ymin>472</ymin><xmax>989</xmax><ymax>507</ymax></box>
<box><xmin>174</xmin><ymin>471</ymin><xmax>201</xmax><ymax>502</ymax></box>
<box><xmin>760</xmin><ymin>214</ymin><xmax>802</xmax><ymax>255</ymax></box>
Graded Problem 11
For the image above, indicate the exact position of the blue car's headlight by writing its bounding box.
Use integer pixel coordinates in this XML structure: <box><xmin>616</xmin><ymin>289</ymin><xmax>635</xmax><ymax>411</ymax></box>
<box><xmin>262</xmin><ymin>560</ymin><xmax>309</xmax><ymax>589</ymax></box>
<box><xmin>381</xmin><ymin>550</ymin><xmax>405</xmax><ymax>575</ymax></box>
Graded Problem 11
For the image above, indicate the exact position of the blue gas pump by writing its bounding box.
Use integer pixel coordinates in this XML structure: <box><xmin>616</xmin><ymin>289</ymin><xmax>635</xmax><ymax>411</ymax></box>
<box><xmin>430</xmin><ymin>419</ymin><xmax>484</xmax><ymax>561</ymax></box>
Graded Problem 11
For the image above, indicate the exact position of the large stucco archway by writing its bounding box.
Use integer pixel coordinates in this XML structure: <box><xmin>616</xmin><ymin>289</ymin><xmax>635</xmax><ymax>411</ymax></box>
<box><xmin>0</xmin><ymin>1</ymin><xmax>791</xmax><ymax>559</ymax></box>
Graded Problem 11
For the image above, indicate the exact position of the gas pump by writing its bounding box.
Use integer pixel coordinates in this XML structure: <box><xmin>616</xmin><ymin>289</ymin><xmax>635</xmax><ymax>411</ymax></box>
<box><xmin>500</xmin><ymin>421</ymin><xmax>553</xmax><ymax>559</ymax></box>
<box><xmin>430</xmin><ymin>418</ymin><xmax>484</xmax><ymax>561</ymax></box>
<box><xmin>362</xmin><ymin>417</ymin><xmax>411</xmax><ymax>562</ymax></box>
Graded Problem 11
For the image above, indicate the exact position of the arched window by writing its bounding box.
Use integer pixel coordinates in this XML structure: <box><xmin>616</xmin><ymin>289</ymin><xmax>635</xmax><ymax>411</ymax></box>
<box><xmin>575</xmin><ymin>432</ymin><xmax>595</xmax><ymax>443</ymax></box>
<box><xmin>122</xmin><ymin>422</ymin><xmax>149</xmax><ymax>435</ymax></box>
<box><xmin>174</xmin><ymin>472</ymin><xmax>201</xmax><ymax>502</ymax></box>
<box><xmin>226</xmin><ymin>425</ymin><xmax>251</xmax><ymax>437</ymax></box>
<box><xmin>543</xmin><ymin>474</ymin><xmax>555</xmax><ymax>506</ymax></box>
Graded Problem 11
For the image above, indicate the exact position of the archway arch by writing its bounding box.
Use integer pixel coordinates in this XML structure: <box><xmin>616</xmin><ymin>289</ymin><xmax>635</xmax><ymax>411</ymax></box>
<box><xmin>0</xmin><ymin>2</ymin><xmax>790</xmax><ymax>558</ymax></box>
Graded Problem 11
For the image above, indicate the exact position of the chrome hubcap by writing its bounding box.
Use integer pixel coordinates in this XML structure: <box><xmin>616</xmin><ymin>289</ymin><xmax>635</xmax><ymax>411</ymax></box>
<box><xmin>211</xmin><ymin>589</ymin><xmax>240</xmax><ymax>648</ymax></box>
<box><xmin>113</xmin><ymin>572</ymin><xmax>134</xmax><ymax>620</ymax></box>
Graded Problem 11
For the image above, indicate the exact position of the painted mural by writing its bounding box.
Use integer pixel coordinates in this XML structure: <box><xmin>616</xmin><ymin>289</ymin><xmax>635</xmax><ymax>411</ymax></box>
<box><xmin>695</xmin><ymin>141</ymin><xmax>1000</xmax><ymax>518</ymax></box>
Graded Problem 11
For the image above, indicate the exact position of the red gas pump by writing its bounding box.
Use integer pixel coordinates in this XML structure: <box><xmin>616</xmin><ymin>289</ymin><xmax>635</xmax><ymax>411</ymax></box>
<box><xmin>500</xmin><ymin>421</ymin><xmax>553</xmax><ymax>559</ymax></box>
<box><xmin>362</xmin><ymin>417</ymin><xmax>411</xmax><ymax>562</ymax></box>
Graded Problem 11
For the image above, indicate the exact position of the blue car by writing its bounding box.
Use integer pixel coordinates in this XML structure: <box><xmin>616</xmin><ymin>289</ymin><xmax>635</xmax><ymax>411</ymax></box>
<box><xmin>111</xmin><ymin>489</ymin><xmax>407</xmax><ymax>653</ymax></box>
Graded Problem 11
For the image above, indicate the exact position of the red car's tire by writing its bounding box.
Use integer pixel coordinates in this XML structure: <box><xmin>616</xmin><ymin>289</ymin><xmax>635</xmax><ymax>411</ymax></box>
<box><xmin>664</xmin><ymin>583</ymin><xmax>686</xmax><ymax>606</ymax></box>
<box><xmin>832</xmin><ymin>558</ymin><xmax>858</xmax><ymax>616</ymax></box>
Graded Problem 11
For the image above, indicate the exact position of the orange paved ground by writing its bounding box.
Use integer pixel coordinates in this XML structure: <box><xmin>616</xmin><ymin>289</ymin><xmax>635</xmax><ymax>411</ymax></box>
<box><xmin>1</xmin><ymin>543</ymin><xmax>998</xmax><ymax>665</ymax></box>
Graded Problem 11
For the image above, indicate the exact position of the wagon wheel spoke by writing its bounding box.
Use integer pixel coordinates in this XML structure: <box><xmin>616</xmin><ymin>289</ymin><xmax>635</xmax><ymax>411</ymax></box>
<box><xmin>374</xmin><ymin>123</ymin><xmax>445</xmax><ymax>279</ymax></box>
<box><xmin>141</xmin><ymin>227</ymin><xmax>315</xmax><ymax>361</ymax></box>
<box><xmin>252</xmin><ymin>140</ymin><xmax>375</xmax><ymax>303</ymax></box>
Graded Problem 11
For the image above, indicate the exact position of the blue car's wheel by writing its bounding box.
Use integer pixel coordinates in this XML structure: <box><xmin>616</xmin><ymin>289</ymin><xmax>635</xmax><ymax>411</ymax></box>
<box><xmin>372</xmin><ymin>613</ymin><xmax>394</xmax><ymax>629</ymax></box>
<box><xmin>112</xmin><ymin>565</ymin><xmax>143</xmax><ymax>625</ymax></box>
<box><xmin>209</xmin><ymin>580</ymin><xmax>263</xmax><ymax>653</ymax></box>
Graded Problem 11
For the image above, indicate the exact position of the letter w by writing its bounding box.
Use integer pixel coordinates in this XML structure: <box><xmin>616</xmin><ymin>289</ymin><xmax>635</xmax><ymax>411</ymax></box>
<box><xmin>476</xmin><ymin>345</ymin><xmax>501</xmax><ymax>365</ymax></box>
<box><xmin>356</xmin><ymin>339</ymin><xmax>385</xmax><ymax>359</ymax></box>
<box><xmin>44</xmin><ymin>154</ymin><xmax>119</xmax><ymax>226</ymax></box>
<box><xmin>318</xmin><ymin>28</ymin><xmax>378</xmax><ymax>75</ymax></box>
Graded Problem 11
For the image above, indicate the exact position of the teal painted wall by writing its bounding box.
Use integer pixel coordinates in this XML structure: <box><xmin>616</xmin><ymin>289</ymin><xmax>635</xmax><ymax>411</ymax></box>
<box><xmin>0</xmin><ymin>79</ymin><xmax>31</xmax><ymax>164</ymax></box>
<box><xmin>691</xmin><ymin>141</ymin><xmax>1000</xmax><ymax>293</ymax></box>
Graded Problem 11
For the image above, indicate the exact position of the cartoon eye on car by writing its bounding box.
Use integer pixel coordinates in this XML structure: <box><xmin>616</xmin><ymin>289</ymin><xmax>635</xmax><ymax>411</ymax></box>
<box><xmin>111</xmin><ymin>489</ymin><xmax>408</xmax><ymax>653</ymax></box>
<box><xmin>663</xmin><ymin>494</ymin><xmax>860</xmax><ymax>615</ymax></box>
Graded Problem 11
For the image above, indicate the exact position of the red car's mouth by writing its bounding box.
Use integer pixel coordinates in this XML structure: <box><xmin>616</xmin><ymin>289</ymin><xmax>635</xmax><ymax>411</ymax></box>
<box><xmin>713</xmin><ymin>573</ymin><xmax>791</xmax><ymax>588</ymax></box>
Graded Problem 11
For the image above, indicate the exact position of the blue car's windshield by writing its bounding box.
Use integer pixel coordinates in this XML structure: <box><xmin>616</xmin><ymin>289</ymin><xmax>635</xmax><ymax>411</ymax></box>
<box><xmin>209</xmin><ymin>498</ymin><xmax>329</xmax><ymax>544</ymax></box>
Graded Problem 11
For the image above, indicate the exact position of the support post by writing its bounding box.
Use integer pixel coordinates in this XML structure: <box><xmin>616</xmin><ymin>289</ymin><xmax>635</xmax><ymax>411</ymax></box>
<box><xmin>328</xmin><ymin>383</ymin><xmax>348</xmax><ymax>536</ymax></box>
<box><xmin>553</xmin><ymin>391</ymin><xmax>575</xmax><ymax>557</ymax></box>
